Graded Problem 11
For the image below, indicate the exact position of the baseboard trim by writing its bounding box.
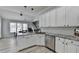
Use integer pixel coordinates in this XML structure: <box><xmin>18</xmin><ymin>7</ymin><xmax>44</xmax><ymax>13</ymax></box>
<box><xmin>45</xmin><ymin>47</ymin><xmax>56</xmax><ymax>53</ymax></box>
<box><xmin>18</xmin><ymin>45</ymin><xmax>56</xmax><ymax>53</ymax></box>
<box><xmin>18</xmin><ymin>45</ymin><xmax>37</xmax><ymax>52</ymax></box>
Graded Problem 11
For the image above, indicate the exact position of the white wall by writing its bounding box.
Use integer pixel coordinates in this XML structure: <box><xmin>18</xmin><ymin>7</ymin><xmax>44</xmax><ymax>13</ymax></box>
<box><xmin>2</xmin><ymin>19</ymin><xmax>13</xmax><ymax>38</ymax></box>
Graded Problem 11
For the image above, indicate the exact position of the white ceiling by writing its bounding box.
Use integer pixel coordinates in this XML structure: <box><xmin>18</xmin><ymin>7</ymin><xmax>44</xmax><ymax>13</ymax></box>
<box><xmin>0</xmin><ymin>6</ymin><xmax>59</xmax><ymax>22</ymax></box>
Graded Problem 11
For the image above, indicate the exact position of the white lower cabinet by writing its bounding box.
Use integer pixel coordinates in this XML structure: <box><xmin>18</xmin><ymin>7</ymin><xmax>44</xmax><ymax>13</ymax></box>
<box><xmin>64</xmin><ymin>39</ymin><xmax>76</xmax><ymax>53</ymax></box>
<box><xmin>31</xmin><ymin>34</ymin><xmax>45</xmax><ymax>45</ymax></box>
<box><xmin>17</xmin><ymin>34</ymin><xmax>45</xmax><ymax>50</ymax></box>
<box><xmin>55</xmin><ymin>37</ymin><xmax>77</xmax><ymax>53</ymax></box>
<box><xmin>73</xmin><ymin>41</ymin><xmax>79</xmax><ymax>53</ymax></box>
<box><xmin>76</xmin><ymin>46</ymin><xmax>79</xmax><ymax>53</ymax></box>
<box><xmin>55</xmin><ymin>37</ymin><xmax>65</xmax><ymax>53</ymax></box>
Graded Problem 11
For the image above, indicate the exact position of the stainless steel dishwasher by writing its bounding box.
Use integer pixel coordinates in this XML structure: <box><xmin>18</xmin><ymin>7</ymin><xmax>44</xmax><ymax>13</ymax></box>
<box><xmin>45</xmin><ymin>34</ymin><xmax>55</xmax><ymax>51</ymax></box>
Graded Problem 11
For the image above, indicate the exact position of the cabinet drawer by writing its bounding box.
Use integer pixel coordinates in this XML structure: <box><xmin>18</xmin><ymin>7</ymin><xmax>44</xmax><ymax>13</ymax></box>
<box><xmin>72</xmin><ymin>41</ymin><xmax>79</xmax><ymax>46</ymax></box>
<box><xmin>65</xmin><ymin>39</ymin><xmax>79</xmax><ymax>45</ymax></box>
<box><xmin>56</xmin><ymin>37</ymin><xmax>65</xmax><ymax>42</ymax></box>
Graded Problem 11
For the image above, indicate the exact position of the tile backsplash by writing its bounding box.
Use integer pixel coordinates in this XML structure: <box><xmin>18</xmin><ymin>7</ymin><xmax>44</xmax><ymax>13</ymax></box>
<box><xmin>41</xmin><ymin>27</ymin><xmax>76</xmax><ymax>35</ymax></box>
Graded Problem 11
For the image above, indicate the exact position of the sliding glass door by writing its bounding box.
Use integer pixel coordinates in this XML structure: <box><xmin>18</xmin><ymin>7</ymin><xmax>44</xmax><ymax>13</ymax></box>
<box><xmin>10</xmin><ymin>22</ymin><xmax>28</xmax><ymax>36</ymax></box>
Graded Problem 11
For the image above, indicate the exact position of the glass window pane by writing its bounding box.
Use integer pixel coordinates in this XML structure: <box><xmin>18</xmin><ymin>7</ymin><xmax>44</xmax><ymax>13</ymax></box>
<box><xmin>10</xmin><ymin>23</ymin><xmax>16</xmax><ymax>33</ymax></box>
<box><xmin>23</xmin><ymin>23</ymin><xmax>28</xmax><ymax>30</ymax></box>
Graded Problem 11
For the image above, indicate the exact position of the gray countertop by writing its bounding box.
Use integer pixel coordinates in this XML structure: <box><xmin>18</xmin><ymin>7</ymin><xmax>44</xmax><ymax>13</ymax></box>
<box><xmin>1</xmin><ymin>32</ymin><xmax>79</xmax><ymax>41</ymax></box>
<box><xmin>0</xmin><ymin>33</ymin><xmax>45</xmax><ymax>40</ymax></box>
<box><xmin>46</xmin><ymin>33</ymin><xmax>79</xmax><ymax>41</ymax></box>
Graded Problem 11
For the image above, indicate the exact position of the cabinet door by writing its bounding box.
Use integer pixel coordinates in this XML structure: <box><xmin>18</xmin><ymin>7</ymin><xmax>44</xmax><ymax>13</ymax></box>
<box><xmin>39</xmin><ymin>14</ymin><xmax>49</xmax><ymax>27</ymax></box>
<box><xmin>39</xmin><ymin>15</ymin><xmax>45</xmax><ymax>27</ymax></box>
<box><xmin>32</xmin><ymin>34</ymin><xmax>45</xmax><ymax>45</ymax></box>
<box><xmin>67</xmin><ymin>40</ymin><xmax>76</xmax><ymax>53</ymax></box>
<box><xmin>41</xmin><ymin>15</ymin><xmax>45</xmax><ymax>27</ymax></box>
<box><xmin>39</xmin><ymin>16</ymin><xmax>42</xmax><ymax>27</ymax></box>
<box><xmin>49</xmin><ymin>10</ymin><xmax>56</xmax><ymax>27</ymax></box>
<box><xmin>65</xmin><ymin>39</ymin><xmax>76</xmax><ymax>53</ymax></box>
<box><xmin>56</xmin><ymin>7</ymin><xmax>66</xmax><ymax>26</ymax></box>
<box><xmin>55</xmin><ymin>37</ymin><xmax>65</xmax><ymax>53</ymax></box>
<box><xmin>44</xmin><ymin>12</ymin><xmax>50</xmax><ymax>27</ymax></box>
<box><xmin>76</xmin><ymin>46</ymin><xmax>79</xmax><ymax>53</ymax></box>
<box><xmin>73</xmin><ymin>41</ymin><xmax>79</xmax><ymax>53</ymax></box>
<box><xmin>66</xmin><ymin>6</ymin><xmax>79</xmax><ymax>26</ymax></box>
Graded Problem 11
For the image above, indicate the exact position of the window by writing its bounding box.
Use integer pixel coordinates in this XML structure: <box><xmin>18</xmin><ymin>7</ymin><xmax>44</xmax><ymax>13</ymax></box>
<box><xmin>10</xmin><ymin>23</ymin><xmax>16</xmax><ymax>33</ymax></box>
<box><xmin>10</xmin><ymin>22</ymin><xmax>28</xmax><ymax>35</ymax></box>
<box><xmin>17</xmin><ymin>23</ymin><xmax>22</xmax><ymax>35</ymax></box>
<box><xmin>23</xmin><ymin>23</ymin><xmax>28</xmax><ymax>30</ymax></box>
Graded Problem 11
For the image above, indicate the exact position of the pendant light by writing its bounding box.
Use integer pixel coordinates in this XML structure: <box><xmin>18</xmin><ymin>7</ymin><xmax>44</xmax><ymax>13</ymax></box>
<box><xmin>20</xmin><ymin>6</ymin><xmax>27</xmax><ymax>16</ymax></box>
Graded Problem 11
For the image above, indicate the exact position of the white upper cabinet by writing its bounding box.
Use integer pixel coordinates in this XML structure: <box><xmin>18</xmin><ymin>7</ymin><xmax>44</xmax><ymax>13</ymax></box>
<box><xmin>39</xmin><ymin>6</ymin><xmax>79</xmax><ymax>27</ymax></box>
<box><xmin>38</xmin><ymin>16</ymin><xmax>41</xmax><ymax>27</ymax></box>
<box><xmin>41</xmin><ymin>15</ymin><xmax>46</xmax><ymax>27</ymax></box>
<box><xmin>39</xmin><ymin>15</ymin><xmax>45</xmax><ymax>27</ymax></box>
<box><xmin>66</xmin><ymin>6</ymin><xmax>79</xmax><ymax>26</ymax></box>
<box><xmin>39</xmin><ymin>8</ymin><xmax>57</xmax><ymax>27</ymax></box>
<box><xmin>49</xmin><ymin>9</ymin><xmax>56</xmax><ymax>27</ymax></box>
<box><xmin>56</xmin><ymin>7</ymin><xmax>66</xmax><ymax>26</ymax></box>
<box><xmin>44</xmin><ymin>12</ymin><xmax>50</xmax><ymax>27</ymax></box>
<box><xmin>39</xmin><ymin>14</ymin><xmax>48</xmax><ymax>27</ymax></box>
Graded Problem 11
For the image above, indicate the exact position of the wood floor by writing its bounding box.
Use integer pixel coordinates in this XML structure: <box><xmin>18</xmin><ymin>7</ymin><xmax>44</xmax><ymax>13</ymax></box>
<box><xmin>18</xmin><ymin>46</ymin><xmax>54</xmax><ymax>53</ymax></box>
